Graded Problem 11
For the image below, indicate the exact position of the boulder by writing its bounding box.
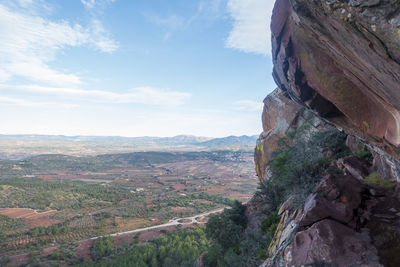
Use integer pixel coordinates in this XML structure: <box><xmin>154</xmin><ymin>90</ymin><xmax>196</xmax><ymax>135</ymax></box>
<box><xmin>336</xmin><ymin>155</ymin><xmax>372</xmax><ymax>181</ymax></box>
<box><xmin>285</xmin><ymin>219</ymin><xmax>382</xmax><ymax>266</ymax></box>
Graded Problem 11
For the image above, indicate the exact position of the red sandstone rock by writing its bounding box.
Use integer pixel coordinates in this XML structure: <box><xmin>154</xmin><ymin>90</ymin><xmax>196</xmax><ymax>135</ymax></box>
<box><xmin>256</xmin><ymin>1</ymin><xmax>400</xmax><ymax>265</ymax></box>
<box><xmin>300</xmin><ymin>193</ymin><xmax>353</xmax><ymax>226</ymax></box>
<box><xmin>271</xmin><ymin>0</ymin><xmax>400</xmax><ymax>160</ymax></box>
<box><xmin>255</xmin><ymin>88</ymin><xmax>303</xmax><ymax>181</ymax></box>
<box><xmin>254</xmin><ymin>87</ymin><xmax>329</xmax><ymax>181</ymax></box>
<box><xmin>301</xmin><ymin>174</ymin><xmax>365</xmax><ymax>227</ymax></box>
<box><xmin>336</xmin><ymin>155</ymin><xmax>372</xmax><ymax>181</ymax></box>
<box><xmin>285</xmin><ymin>219</ymin><xmax>382</xmax><ymax>266</ymax></box>
<box><xmin>316</xmin><ymin>174</ymin><xmax>365</xmax><ymax>208</ymax></box>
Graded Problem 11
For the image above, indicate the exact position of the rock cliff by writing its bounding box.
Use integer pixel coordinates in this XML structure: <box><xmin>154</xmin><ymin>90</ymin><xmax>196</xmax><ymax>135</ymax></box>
<box><xmin>271</xmin><ymin>0</ymin><xmax>400</xmax><ymax>162</ymax></box>
<box><xmin>255</xmin><ymin>88</ymin><xmax>329</xmax><ymax>181</ymax></box>
<box><xmin>254</xmin><ymin>0</ymin><xmax>400</xmax><ymax>266</ymax></box>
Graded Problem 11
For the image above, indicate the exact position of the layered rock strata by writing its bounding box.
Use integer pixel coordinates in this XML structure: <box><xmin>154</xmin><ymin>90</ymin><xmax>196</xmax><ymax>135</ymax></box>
<box><xmin>263</xmin><ymin>157</ymin><xmax>400</xmax><ymax>267</ymax></box>
<box><xmin>253</xmin><ymin>1</ymin><xmax>400</xmax><ymax>265</ymax></box>
<box><xmin>270</xmin><ymin>0</ymin><xmax>400</xmax><ymax>161</ymax></box>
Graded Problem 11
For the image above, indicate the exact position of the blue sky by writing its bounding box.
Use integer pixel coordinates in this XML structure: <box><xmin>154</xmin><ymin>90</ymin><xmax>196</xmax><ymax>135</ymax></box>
<box><xmin>0</xmin><ymin>0</ymin><xmax>276</xmax><ymax>137</ymax></box>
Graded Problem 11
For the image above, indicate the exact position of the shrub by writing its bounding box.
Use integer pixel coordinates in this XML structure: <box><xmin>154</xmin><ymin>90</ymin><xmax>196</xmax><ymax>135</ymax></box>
<box><xmin>205</xmin><ymin>201</ymin><xmax>246</xmax><ymax>251</ymax></box>
<box><xmin>261</xmin><ymin>213</ymin><xmax>280</xmax><ymax>236</ymax></box>
<box><xmin>365</xmin><ymin>172</ymin><xmax>396</xmax><ymax>189</ymax></box>
<box><xmin>48</xmin><ymin>247</ymin><xmax>76</xmax><ymax>261</ymax></box>
<box><xmin>260</xmin><ymin>129</ymin><xmax>350</xmax><ymax>209</ymax></box>
<box><xmin>311</xmin><ymin>130</ymin><xmax>350</xmax><ymax>158</ymax></box>
<box><xmin>355</xmin><ymin>149</ymin><xmax>373</xmax><ymax>163</ymax></box>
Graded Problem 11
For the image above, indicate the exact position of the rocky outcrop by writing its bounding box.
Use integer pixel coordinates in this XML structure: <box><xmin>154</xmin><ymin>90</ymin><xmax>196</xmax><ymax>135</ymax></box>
<box><xmin>271</xmin><ymin>0</ymin><xmax>400</xmax><ymax>161</ymax></box>
<box><xmin>255</xmin><ymin>88</ymin><xmax>301</xmax><ymax>181</ymax></box>
<box><xmin>264</xmin><ymin>160</ymin><xmax>400</xmax><ymax>267</ymax></box>
<box><xmin>286</xmin><ymin>219</ymin><xmax>381</xmax><ymax>266</ymax></box>
<box><xmin>252</xmin><ymin>1</ymin><xmax>400</xmax><ymax>266</ymax></box>
<box><xmin>255</xmin><ymin>87</ymin><xmax>330</xmax><ymax>181</ymax></box>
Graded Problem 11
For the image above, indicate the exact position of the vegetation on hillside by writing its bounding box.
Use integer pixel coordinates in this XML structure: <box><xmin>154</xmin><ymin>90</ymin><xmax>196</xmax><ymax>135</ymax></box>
<box><xmin>0</xmin><ymin>149</ymin><xmax>256</xmax><ymax>262</ymax></box>
<box><xmin>92</xmin><ymin>236</ymin><xmax>113</xmax><ymax>260</ymax></box>
<box><xmin>203</xmin><ymin>128</ymin><xmax>351</xmax><ymax>266</ymax></box>
<box><xmin>79</xmin><ymin>228</ymin><xmax>209</xmax><ymax>267</ymax></box>
<box><xmin>260</xmin><ymin>128</ymin><xmax>349</xmax><ymax>209</ymax></box>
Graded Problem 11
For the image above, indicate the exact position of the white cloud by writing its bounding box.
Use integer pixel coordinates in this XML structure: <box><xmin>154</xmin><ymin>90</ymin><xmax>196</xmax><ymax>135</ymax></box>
<box><xmin>0</xmin><ymin>70</ymin><xmax>10</xmax><ymax>82</ymax></box>
<box><xmin>226</xmin><ymin>0</ymin><xmax>274</xmax><ymax>56</ymax></box>
<box><xmin>81</xmin><ymin>0</ymin><xmax>116</xmax><ymax>10</ymax></box>
<box><xmin>90</xmin><ymin>19</ymin><xmax>119</xmax><ymax>52</ymax></box>
<box><xmin>81</xmin><ymin>0</ymin><xmax>96</xmax><ymax>8</ymax></box>
<box><xmin>6</xmin><ymin>62</ymin><xmax>82</xmax><ymax>85</ymax></box>
<box><xmin>0</xmin><ymin>3</ymin><xmax>118</xmax><ymax>86</ymax></box>
<box><xmin>0</xmin><ymin>96</ymin><xmax>78</xmax><ymax>109</ymax></box>
<box><xmin>233</xmin><ymin>100</ymin><xmax>263</xmax><ymax>111</ymax></box>
<box><xmin>0</xmin><ymin>85</ymin><xmax>191</xmax><ymax>106</ymax></box>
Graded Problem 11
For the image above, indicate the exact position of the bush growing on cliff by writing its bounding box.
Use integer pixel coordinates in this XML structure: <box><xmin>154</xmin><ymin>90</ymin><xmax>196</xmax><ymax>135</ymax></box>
<box><xmin>261</xmin><ymin>129</ymin><xmax>349</xmax><ymax>209</ymax></box>
<box><xmin>355</xmin><ymin>149</ymin><xmax>373</xmax><ymax>163</ymax></box>
<box><xmin>311</xmin><ymin>129</ymin><xmax>350</xmax><ymax>159</ymax></box>
<box><xmin>261</xmin><ymin>213</ymin><xmax>280</xmax><ymax>236</ymax></box>
<box><xmin>365</xmin><ymin>172</ymin><xmax>396</xmax><ymax>189</ymax></box>
<box><xmin>203</xmin><ymin>128</ymin><xmax>350</xmax><ymax>266</ymax></box>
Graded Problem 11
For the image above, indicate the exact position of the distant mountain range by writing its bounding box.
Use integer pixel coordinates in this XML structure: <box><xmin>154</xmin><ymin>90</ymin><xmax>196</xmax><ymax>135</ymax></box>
<box><xmin>199</xmin><ymin>135</ymin><xmax>259</xmax><ymax>147</ymax></box>
<box><xmin>0</xmin><ymin>134</ymin><xmax>258</xmax><ymax>159</ymax></box>
<box><xmin>0</xmin><ymin>134</ymin><xmax>212</xmax><ymax>145</ymax></box>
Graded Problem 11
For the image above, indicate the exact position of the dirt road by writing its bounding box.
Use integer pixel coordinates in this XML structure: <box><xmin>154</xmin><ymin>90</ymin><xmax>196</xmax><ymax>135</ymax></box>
<box><xmin>88</xmin><ymin>207</ymin><xmax>224</xmax><ymax>240</ymax></box>
<box><xmin>6</xmin><ymin>207</ymin><xmax>225</xmax><ymax>261</ymax></box>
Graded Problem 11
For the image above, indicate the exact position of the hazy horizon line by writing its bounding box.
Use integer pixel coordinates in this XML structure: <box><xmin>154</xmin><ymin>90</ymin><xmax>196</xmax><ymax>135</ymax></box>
<box><xmin>0</xmin><ymin>133</ymin><xmax>259</xmax><ymax>139</ymax></box>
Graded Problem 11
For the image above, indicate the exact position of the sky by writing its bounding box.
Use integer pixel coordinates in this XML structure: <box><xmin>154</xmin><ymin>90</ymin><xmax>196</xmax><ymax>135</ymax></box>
<box><xmin>0</xmin><ymin>0</ymin><xmax>276</xmax><ymax>137</ymax></box>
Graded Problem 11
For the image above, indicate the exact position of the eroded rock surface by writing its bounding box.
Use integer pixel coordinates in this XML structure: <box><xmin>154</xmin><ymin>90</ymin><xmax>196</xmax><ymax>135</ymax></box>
<box><xmin>255</xmin><ymin>87</ymin><xmax>330</xmax><ymax>181</ymax></box>
<box><xmin>264</xmin><ymin>157</ymin><xmax>400</xmax><ymax>267</ymax></box>
<box><xmin>254</xmin><ymin>1</ymin><xmax>400</xmax><ymax>266</ymax></box>
<box><xmin>287</xmin><ymin>219</ymin><xmax>381</xmax><ymax>267</ymax></box>
<box><xmin>271</xmin><ymin>0</ymin><xmax>400</xmax><ymax>160</ymax></box>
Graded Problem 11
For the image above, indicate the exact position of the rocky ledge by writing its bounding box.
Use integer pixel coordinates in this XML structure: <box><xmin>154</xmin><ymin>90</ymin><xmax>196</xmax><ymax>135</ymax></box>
<box><xmin>271</xmin><ymin>0</ymin><xmax>400</xmax><ymax>161</ymax></box>
<box><xmin>263</xmin><ymin>155</ymin><xmax>400</xmax><ymax>266</ymax></box>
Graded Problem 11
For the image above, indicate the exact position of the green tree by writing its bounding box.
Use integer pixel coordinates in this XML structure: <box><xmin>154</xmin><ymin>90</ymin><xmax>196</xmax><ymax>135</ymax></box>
<box><xmin>92</xmin><ymin>236</ymin><xmax>113</xmax><ymax>260</ymax></box>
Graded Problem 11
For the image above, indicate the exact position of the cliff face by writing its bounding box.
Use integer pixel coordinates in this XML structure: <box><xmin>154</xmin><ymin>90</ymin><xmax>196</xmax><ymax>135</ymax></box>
<box><xmin>255</xmin><ymin>88</ymin><xmax>331</xmax><ymax>181</ymax></box>
<box><xmin>253</xmin><ymin>0</ymin><xmax>400</xmax><ymax>266</ymax></box>
<box><xmin>271</xmin><ymin>0</ymin><xmax>400</xmax><ymax>161</ymax></box>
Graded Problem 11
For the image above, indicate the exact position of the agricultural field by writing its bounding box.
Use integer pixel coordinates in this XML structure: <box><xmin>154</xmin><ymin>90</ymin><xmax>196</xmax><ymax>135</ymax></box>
<box><xmin>0</xmin><ymin>151</ymin><xmax>258</xmax><ymax>260</ymax></box>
